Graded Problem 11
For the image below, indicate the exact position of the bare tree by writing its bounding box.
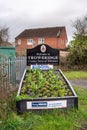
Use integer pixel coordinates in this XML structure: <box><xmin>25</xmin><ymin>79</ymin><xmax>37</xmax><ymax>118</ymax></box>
<box><xmin>0</xmin><ymin>26</ymin><xmax>9</xmax><ymax>44</ymax></box>
<box><xmin>68</xmin><ymin>15</ymin><xmax>87</xmax><ymax>66</ymax></box>
<box><xmin>73</xmin><ymin>15</ymin><xmax>87</xmax><ymax>35</ymax></box>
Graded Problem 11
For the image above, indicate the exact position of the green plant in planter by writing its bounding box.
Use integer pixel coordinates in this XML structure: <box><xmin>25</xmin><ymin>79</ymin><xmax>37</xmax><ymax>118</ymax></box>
<box><xmin>17</xmin><ymin>68</ymin><xmax>73</xmax><ymax>100</ymax></box>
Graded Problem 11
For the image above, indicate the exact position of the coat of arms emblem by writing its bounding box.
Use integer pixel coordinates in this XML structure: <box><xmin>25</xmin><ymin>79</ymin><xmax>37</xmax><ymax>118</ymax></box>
<box><xmin>40</xmin><ymin>45</ymin><xmax>46</xmax><ymax>53</ymax></box>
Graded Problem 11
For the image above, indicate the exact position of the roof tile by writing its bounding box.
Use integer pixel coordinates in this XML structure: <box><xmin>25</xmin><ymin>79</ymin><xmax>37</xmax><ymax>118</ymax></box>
<box><xmin>15</xmin><ymin>26</ymin><xmax>65</xmax><ymax>39</ymax></box>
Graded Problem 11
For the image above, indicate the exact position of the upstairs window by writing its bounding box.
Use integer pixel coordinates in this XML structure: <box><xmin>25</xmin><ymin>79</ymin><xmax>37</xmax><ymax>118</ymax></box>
<box><xmin>18</xmin><ymin>39</ymin><xmax>21</xmax><ymax>45</ymax></box>
<box><xmin>38</xmin><ymin>38</ymin><xmax>44</xmax><ymax>44</ymax></box>
<box><xmin>27</xmin><ymin>39</ymin><xmax>34</xmax><ymax>45</ymax></box>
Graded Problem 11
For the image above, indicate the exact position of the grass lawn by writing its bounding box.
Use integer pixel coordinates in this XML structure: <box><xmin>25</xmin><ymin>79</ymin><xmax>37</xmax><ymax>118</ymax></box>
<box><xmin>0</xmin><ymin>70</ymin><xmax>87</xmax><ymax>130</ymax></box>
<box><xmin>0</xmin><ymin>85</ymin><xmax>87</xmax><ymax>130</ymax></box>
<box><xmin>64</xmin><ymin>70</ymin><xmax>87</xmax><ymax>80</ymax></box>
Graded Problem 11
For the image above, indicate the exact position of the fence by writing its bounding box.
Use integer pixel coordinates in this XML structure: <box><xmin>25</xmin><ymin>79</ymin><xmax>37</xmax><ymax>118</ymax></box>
<box><xmin>16</xmin><ymin>56</ymin><xmax>26</xmax><ymax>83</ymax></box>
<box><xmin>0</xmin><ymin>57</ymin><xmax>26</xmax><ymax>98</ymax></box>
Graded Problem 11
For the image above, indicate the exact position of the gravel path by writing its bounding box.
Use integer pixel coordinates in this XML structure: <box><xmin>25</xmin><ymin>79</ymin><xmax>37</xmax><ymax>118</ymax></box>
<box><xmin>69</xmin><ymin>79</ymin><xmax>87</xmax><ymax>89</ymax></box>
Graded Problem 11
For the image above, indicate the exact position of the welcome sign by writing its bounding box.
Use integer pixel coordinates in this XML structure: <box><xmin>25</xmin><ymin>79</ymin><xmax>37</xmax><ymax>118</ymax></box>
<box><xmin>27</xmin><ymin>44</ymin><xmax>59</xmax><ymax>65</ymax></box>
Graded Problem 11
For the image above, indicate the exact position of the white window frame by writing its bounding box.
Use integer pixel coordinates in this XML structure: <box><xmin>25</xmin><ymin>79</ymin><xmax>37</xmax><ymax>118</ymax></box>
<box><xmin>38</xmin><ymin>38</ymin><xmax>44</xmax><ymax>44</ymax></box>
<box><xmin>27</xmin><ymin>38</ymin><xmax>34</xmax><ymax>45</ymax></box>
<box><xmin>18</xmin><ymin>39</ymin><xmax>21</xmax><ymax>45</ymax></box>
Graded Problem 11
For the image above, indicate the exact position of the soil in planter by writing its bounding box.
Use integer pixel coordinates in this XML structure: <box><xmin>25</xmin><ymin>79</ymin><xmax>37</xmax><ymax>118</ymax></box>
<box><xmin>20</xmin><ymin>69</ymin><xmax>73</xmax><ymax>99</ymax></box>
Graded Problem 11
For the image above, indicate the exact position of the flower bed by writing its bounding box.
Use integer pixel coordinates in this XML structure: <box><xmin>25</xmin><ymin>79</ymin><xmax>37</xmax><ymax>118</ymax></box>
<box><xmin>16</xmin><ymin>68</ymin><xmax>78</xmax><ymax>113</ymax></box>
<box><xmin>18</xmin><ymin>69</ymin><xmax>74</xmax><ymax>100</ymax></box>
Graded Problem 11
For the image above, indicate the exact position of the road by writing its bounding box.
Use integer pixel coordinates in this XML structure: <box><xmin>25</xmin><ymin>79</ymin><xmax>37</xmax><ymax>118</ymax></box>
<box><xmin>69</xmin><ymin>79</ymin><xmax>87</xmax><ymax>89</ymax></box>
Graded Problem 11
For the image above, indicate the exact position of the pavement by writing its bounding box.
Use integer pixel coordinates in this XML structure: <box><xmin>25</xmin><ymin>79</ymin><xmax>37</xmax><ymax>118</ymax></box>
<box><xmin>69</xmin><ymin>79</ymin><xmax>87</xmax><ymax>89</ymax></box>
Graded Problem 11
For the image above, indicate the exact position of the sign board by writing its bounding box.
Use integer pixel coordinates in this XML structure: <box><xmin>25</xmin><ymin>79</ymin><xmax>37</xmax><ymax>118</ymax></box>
<box><xmin>30</xmin><ymin>65</ymin><xmax>53</xmax><ymax>70</ymax></box>
<box><xmin>26</xmin><ymin>100</ymin><xmax>67</xmax><ymax>109</ymax></box>
<box><xmin>27</xmin><ymin>44</ymin><xmax>59</xmax><ymax>65</ymax></box>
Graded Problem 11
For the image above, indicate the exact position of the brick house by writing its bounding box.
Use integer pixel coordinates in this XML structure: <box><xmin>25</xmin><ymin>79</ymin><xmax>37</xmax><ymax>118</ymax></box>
<box><xmin>15</xmin><ymin>26</ymin><xmax>68</xmax><ymax>55</ymax></box>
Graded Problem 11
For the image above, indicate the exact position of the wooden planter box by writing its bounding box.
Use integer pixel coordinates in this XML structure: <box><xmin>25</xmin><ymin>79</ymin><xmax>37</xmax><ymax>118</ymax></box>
<box><xmin>16</xmin><ymin>69</ymin><xmax>78</xmax><ymax>114</ymax></box>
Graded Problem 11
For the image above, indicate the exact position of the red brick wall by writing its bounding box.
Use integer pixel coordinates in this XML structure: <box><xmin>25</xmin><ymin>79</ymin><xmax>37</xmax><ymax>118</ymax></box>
<box><xmin>15</xmin><ymin>32</ymin><xmax>67</xmax><ymax>55</ymax></box>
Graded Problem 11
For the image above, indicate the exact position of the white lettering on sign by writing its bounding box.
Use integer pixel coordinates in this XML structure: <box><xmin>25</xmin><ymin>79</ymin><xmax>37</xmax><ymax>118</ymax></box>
<box><xmin>28</xmin><ymin>56</ymin><xmax>58</xmax><ymax>60</ymax></box>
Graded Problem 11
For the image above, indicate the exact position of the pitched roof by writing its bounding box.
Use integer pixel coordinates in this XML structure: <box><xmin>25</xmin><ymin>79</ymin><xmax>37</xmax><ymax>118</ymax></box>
<box><xmin>15</xmin><ymin>26</ymin><xmax>66</xmax><ymax>39</ymax></box>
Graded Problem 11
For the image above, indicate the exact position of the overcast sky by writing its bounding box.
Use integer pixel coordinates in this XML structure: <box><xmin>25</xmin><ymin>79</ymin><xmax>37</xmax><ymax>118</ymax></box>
<box><xmin>0</xmin><ymin>0</ymin><xmax>87</xmax><ymax>43</ymax></box>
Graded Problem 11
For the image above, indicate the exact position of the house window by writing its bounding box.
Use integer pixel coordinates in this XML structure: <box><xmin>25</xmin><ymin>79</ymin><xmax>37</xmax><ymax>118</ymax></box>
<box><xmin>38</xmin><ymin>38</ymin><xmax>44</xmax><ymax>44</ymax></box>
<box><xmin>18</xmin><ymin>39</ymin><xmax>21</xmax><ymax>45</ymax></box>
<box><xmin>27</xmin><ymin>39</ymin><xmax>34</xmax><ymax>45</ymax></box>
